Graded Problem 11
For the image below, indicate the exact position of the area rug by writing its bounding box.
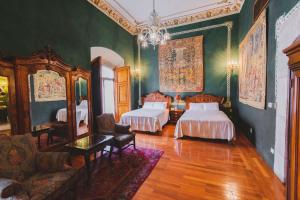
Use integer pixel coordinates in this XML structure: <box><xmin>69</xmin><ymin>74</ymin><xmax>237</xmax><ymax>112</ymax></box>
<box><xmin>76</xmin><ymin>147</ymin><xmax>164</xmax><ymax>200</ymax></box>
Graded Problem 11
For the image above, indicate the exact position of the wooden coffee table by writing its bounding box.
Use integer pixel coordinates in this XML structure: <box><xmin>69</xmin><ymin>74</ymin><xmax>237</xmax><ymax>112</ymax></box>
<box><xmin>64</xmin><ymin>134</ymin><xmax>114</xmax><ymax>183</ymax></box>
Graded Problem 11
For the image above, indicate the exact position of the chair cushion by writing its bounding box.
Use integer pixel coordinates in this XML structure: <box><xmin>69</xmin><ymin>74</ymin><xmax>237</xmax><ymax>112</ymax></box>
<box><xmin>22</xmin><ymin>169</ymin><xmax>78</xmax><ymax>200</ymax></box>
<box><xmin>0</xmin><ymin>134</ymin><xmax>37</xmax><ymax>181</ymax></box>
<box><xmin>114</xmin><ymin>133</ymin><xmax>135</xmax><ymax>144</ymax></box>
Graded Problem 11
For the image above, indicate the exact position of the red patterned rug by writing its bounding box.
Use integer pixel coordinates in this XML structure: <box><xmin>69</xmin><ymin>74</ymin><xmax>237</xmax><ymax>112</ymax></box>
<box><xmin>76</xmin><ymin>147</ymin><xmax>163</xmax><ymax>200</ymax></box>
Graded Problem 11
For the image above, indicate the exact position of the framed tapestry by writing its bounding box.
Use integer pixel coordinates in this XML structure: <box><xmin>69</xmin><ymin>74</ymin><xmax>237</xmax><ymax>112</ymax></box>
<box><xmin>158</xmin><ymin>35</ymin><xmax>204</xmax><ymax>92</ymax></box>
<box><xmin>239</xmin><ymin>10</ymin><xmax>267</xmax><ymax>109</ymax></box>
<box><xmin>33</xmin><ymin>70</ymin><xmax>66</xmax><ymax>102</ymax></box>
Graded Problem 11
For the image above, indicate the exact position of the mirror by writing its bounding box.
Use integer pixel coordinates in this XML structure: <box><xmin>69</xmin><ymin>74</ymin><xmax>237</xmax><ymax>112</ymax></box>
<box><xmin>28</xmin><ymin>70</ymin><xmax>68</xmax><ymax>148</ymax></box>
<box><xmin>75</xmin><ymin>77</ymin><xmax>89</xmax><ymax>136</ymax></box>
<box><xmin>0</xmin><ymin>76</ymin><xmax>10</xmax><ymax>135</ymax></box>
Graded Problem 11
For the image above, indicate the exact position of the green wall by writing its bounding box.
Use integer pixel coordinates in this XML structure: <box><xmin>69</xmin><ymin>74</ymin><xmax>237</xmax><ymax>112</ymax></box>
<box><xmin>238</xmin><ymin>0</ymin><xmax>299</xmax><ymax>167</ymax></box>
<box><xmin>137</xmin><ymin>15</ymin><xmax>239</xmax><ymax>109</ymax></box>
<box><xmin>0</xmin><ymin>0</ymin><xmax>136</xmax><ymax>108</ymax></box>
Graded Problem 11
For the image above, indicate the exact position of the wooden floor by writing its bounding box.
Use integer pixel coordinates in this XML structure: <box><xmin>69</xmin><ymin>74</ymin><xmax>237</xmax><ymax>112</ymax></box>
<box><xmin>132</xmin><ymin>124</ymin><xmax>285</xmax><ymax>200</ymax></box>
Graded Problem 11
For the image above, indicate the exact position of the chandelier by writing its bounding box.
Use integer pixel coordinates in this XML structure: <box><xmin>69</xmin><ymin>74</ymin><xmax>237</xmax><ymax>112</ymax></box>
<box><xmin>137</xmin><ymin>0</ymin><xmax>170</xmax><ymax>49</ymax></box>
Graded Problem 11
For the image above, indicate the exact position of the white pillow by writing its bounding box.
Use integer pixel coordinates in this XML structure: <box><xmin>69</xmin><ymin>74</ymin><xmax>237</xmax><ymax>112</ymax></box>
<box><xmin>152</xmin><ymin>102</ymin><xmax>167</xmax><ymax>109</ymax></box>
<box><xmin>189</xmin><ymin>103</ymin><xmax>205</xmax><ymax>111</ymax></box>
<box><xmin>204</xmin><ymin>103</ymin><xmax>219</xmax><ymax>111</ymax></box>
<box><xmin>143</xmin><ymin>102</ymin><xmax>153</xmax><ymax>109</ymax></box>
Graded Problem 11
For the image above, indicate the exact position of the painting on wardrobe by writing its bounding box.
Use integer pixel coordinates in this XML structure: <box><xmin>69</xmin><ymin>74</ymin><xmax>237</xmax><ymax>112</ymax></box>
<box><xmin>33</xmin><ymin>70</ymin><xmax>66</xmax><ymax>102</ymax></box>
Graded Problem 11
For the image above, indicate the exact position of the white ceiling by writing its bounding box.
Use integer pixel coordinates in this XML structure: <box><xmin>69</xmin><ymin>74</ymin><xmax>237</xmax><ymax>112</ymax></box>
<box><xmin>88</xmin><ymin>0</ymin><xmax>245</xmax><ymax>34</ymax></box>
<box><xmin>106</xmin><ymin>0</ymin><xmax>238</xmax><ymax>25</ymax></box>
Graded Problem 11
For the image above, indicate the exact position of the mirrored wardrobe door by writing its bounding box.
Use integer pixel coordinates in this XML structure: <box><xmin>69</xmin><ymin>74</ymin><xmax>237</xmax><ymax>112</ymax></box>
<box><xmin>0</xmin><ymin>63</ymin><xmax>17</xmax><ymax>135</ymax></box>
<box><xmin>75</xmin><ymin>77</ymin><xmax>89</xmax><ymax>136</ymax></box>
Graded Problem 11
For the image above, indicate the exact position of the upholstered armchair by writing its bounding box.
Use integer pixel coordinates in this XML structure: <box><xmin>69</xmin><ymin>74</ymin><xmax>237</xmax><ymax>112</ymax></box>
<box><xmin>0</xmin><ymin>133</ymin><xmax>79</xmax><ymax>200</ymax></box>
<box><xmin>96</xmin><ymin>113</ymin><xmax>136</xmax><ymax>157</ymax></box>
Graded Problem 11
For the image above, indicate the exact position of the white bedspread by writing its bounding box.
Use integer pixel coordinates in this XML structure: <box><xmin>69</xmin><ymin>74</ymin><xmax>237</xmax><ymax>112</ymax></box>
<box><xmin>120</xmin><ymin>108</ymin><xmax>169</xmax><ymax>132</ymax></box>
<box><xmin>174</xmin><ymin>110</ymin><xmax>235</xmax><ymax>141</ymax></box>
<box><xmin>56</xmin><ymin>107</ymin><xmax>88</xmax><ymax>124</ymax></box>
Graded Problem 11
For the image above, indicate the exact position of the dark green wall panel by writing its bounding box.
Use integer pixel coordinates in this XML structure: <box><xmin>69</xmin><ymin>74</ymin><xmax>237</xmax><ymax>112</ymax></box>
<box><xmin>237</xmin><ymin>0</ymin><xmax>299</xmax><ymax>167</ymax></box>
<box><xmin>0</xmin><ymin>0</ymin><xmax>136</xmax><ymax>110</ymax></box>
<box><xmin>0</xmin><ymin>0</ymin><xmax>134</xmax><ymax>69</ymax></box>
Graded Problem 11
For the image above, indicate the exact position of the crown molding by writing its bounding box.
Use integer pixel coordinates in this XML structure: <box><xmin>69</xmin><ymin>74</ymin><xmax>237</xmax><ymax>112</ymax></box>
<box><xmin>88</xmin><ymin>0</ymin><xmax>244</xmax><ymax>35</ymax></box>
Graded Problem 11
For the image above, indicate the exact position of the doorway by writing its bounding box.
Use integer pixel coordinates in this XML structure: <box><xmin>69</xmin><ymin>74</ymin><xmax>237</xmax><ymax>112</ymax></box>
<box><xmin>102</xmin><ymin>65</ymin><xmax>115</xmax><ymax>114</ymax></box>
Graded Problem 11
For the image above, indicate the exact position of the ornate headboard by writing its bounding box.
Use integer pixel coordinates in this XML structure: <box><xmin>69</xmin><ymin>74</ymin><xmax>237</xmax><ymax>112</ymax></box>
<box><xmin>185</xmin><ymin>94</ymin><xmax>225</xmax><ymax>109</ymax></box>
<box><xmin>142</xmin><ymin>91</ymin><xmax>172</xmax><ymax>108</ymax></box>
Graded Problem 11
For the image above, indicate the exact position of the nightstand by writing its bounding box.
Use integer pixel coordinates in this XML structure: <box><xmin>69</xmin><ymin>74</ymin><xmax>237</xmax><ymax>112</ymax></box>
<box><xmin>169</xmin><ymin>109</ymin><xmax>184</xmax><ymax>123</ymax></box>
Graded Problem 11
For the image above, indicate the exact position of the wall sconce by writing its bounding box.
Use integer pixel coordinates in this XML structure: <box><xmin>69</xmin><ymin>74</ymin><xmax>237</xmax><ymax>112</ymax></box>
<box><xmin>132</xmin><ymin>67</ymin><xmax>141</xmax><ymax>78</ymax></box>
<box><xmin>228</xmin><ymin>61</ymin><xmax>239</xmax><ymax>72</ymax></box>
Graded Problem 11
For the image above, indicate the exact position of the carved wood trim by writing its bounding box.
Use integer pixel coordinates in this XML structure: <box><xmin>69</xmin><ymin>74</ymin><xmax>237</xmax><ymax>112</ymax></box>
<box><xmin>284</xmin><ymin>35</ymin><xmax>300</xmax><ymax>71</ymax></box>
<box><xmin>142</xmin><ymin>91</ymin><xmax>172</xmax><ymax>108</ymax></box>
<box><xmin>284</xmin><ymin>35</ymin><xmax>300</xmax><ymax>200</ymax></box>
<box><xmin>185</xmin><ymin>94</ymin><xmax>225</xmax><ymax>109</ymax></box>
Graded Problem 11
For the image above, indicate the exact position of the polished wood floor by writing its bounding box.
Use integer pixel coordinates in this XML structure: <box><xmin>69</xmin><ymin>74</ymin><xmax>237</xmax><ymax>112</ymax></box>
<box><xmin>132</xmin><ymin>124</ymin><xmax>285</xmax><ymax>200</ymax></box>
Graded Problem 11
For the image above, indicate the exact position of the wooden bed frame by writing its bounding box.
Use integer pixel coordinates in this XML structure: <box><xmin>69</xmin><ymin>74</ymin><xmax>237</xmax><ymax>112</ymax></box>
<box><xmin>185</xmin><ymin>94</ymin><xmax>225</xmax><ymax>109</ymax></box>
<box><xmin>141</xmin><ymin>91</ymin><xmax>172</xmax><ymax>108</ymax></box>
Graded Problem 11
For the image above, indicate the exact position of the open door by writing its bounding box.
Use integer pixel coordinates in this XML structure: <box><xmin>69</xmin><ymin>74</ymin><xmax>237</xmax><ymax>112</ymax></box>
<box><xmin>115</xmin><ymin>66</ymin><xmax>131</xmax><ymax>122</ymax></box>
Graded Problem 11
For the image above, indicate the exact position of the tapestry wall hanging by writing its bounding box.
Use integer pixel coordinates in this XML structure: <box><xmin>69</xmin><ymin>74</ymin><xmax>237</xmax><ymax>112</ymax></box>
<box><xmin>158</xmin><ymin>35</ymin><xmax>204</xmax><ymax>92</ymax></box>
<box><xmin>33</xmin><ymin>70</ymin><xmax>66</xmax><ymax>102</ymax></box>
<box><xmin>239</xmin><ymin>10</ymin><xmax>267</xmax><ymax>109</ymax></box>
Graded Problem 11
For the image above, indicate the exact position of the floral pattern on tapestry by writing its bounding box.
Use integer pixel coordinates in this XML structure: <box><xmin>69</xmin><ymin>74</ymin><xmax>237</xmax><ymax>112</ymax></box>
<box><xmin>33</xmin><ymin>70</ymin><xmax>66</xmax><ymax>102</ymax></box>
<box><xmin>158</xmin><ymin>36</ymin><xmax>204</xmax><ymax>92</ymax></box>
<box><xmin>239</xmin><ymin>10</ymin><xmax>267</xmax><ymax>109</ymax></box>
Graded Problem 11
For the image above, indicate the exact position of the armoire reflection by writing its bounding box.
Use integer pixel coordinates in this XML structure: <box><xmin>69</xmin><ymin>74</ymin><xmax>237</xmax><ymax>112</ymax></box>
<box><xmin>28</xmin><ymin>70</ymin><xmax>68</xmax><ymax>148</ymax></box>
<box><xmin>75</xmin><ymin>77</ymin><xmax>89</xmax><ymax>136</ymax></box>
<box><xmin>0</xmin><ymin>76</ymin><xmax>10</xmax><ymax>135</ymax></box>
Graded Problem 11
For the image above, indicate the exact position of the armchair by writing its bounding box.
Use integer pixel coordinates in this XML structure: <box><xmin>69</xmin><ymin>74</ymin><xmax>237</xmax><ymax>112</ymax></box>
<box><xmin>0</xmin><ymin>133</ymin><xmax>79</xmax><ymax>200</ymax></box>
<box><xmin>96</xmin><ymin>113</ymin><xmax>136</xmax><ymax>157</ymax></box>
<box><xmin>48</xmin><ymin>121</ymin><xmax>69</xmax><ymax>145</ymax></box>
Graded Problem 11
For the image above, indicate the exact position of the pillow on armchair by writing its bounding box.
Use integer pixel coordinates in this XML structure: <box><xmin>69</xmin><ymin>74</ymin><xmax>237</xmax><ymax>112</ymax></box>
<box><xmin>0</xmin><ymin>178</ymin><xmax>23</xmax><ymax>198</ymax></box>
<box><xmin>0</xmin><ymin>134</ymin><xmax>37</xmax><ymax>182</ymax></box>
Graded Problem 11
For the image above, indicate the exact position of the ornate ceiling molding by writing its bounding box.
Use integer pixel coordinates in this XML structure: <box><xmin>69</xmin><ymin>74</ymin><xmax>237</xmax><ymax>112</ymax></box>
<box><xmin>87</xmin><ymin>0</ymin><xmax>244</xmax><ymax>35</ymax></box>
<box><xmin>88</xmin><ymin>0</ymin><xmax>138</xmax><ymax>34</ymax></box>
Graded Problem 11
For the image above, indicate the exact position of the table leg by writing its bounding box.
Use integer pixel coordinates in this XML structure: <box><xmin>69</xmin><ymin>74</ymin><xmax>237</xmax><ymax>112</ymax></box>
<box><xmin>37</xmin><ymin>135</ymin><xmax>41</xmax><ymax>149</ymax></box>
<box><xmin>84</xmin><ymin>153</ymin><xmax>91</xmax><ymax>184</ymax></box>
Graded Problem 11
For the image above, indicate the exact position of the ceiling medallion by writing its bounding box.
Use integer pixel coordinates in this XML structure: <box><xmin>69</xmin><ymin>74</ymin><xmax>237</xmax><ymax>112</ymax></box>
<box><xmin>137</xmin><ymin>0</ymin><xmax>170</xmax><ymax>49</ymax></box>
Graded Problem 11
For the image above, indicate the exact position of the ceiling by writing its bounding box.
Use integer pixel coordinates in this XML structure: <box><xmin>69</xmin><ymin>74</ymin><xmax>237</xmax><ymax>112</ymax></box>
<box><xmin>88</xmin><ymin>0</ymin><xmax>245</xmax><ymax>35</ymax></box>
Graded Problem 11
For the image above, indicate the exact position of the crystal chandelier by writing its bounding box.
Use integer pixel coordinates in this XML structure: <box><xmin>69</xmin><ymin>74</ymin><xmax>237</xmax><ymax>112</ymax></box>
<box><xmin>137</xmin><ymin>0</ymin><xmax>170</xmax><ymax>49</ymax></box>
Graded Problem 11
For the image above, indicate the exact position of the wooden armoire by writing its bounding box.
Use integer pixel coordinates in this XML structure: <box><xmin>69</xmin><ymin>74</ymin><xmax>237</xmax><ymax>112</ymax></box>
<box><xmin>284</xmin><ymin>35</ymin><xmax>300</xmax><ymax>200</ymax></box>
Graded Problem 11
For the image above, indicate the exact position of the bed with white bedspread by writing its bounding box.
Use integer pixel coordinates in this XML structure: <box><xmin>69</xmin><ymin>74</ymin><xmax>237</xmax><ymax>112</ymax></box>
<box><xmin>119</xmin><ymin>91</ymin><xmax>172</xmax><ymax>132</ymax></box>
<box><xmin>174</xmin><ymin>94</ymin><xmax>235</xmax><ymax>141</ymax></box>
